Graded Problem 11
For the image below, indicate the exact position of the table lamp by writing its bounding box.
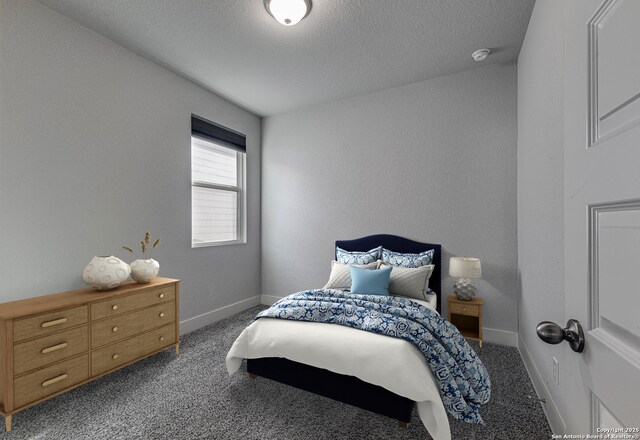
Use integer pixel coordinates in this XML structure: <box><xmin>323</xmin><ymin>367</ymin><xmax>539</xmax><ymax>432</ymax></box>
<box><xmin>449</xmin><ymin>257</ymin><xmax>482</xmax><ymax>301</ymax></box>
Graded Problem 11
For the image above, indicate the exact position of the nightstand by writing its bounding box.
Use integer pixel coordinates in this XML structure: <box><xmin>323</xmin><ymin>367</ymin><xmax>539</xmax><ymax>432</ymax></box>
<box><xmin>447</xmin><ymin>295</ymin><xmax>483</xmax><ymax>347</ymax></box>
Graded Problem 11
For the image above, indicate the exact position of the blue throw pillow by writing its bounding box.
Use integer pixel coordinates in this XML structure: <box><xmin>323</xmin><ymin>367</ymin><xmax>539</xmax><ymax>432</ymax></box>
<box><xmin>350</xmin><ymin>265</ymin><xmax>392</xmax><ymax>296</ymax></box>
<box><xmin>336</xmin><ymin>246</ymin><xmax>382</xmax><ymax>265</ymax></box>
<box><xmin>381</xmin><ymin>248</ymin><xmax>434</xmax><ymax>268</ymax></box>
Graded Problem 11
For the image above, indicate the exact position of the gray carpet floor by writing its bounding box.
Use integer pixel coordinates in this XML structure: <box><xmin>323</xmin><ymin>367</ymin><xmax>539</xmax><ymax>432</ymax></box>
<box><xmin>1</xmin><ymin>306</ymin><xmax>552</xmax><ymax>439</ymax></box>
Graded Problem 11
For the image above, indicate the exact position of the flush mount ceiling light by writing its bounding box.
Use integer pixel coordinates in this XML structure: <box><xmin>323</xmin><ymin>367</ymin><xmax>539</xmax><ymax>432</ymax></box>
<box><xmin>264</xmin><ymin>0</ymin><xmax>312</xmax><ymax>26</ymax></box>
<box><xmin>472</xmin><ymin>48</ymin><xmax>491</xmax><ymax>62</ymax></box>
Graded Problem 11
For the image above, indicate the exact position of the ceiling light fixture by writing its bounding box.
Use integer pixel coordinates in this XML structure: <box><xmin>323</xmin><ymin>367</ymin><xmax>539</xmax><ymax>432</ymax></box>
<box><xmin>264</xmin><ymin>0</ymin><xmax>312</xmax><ymax>26</ymax></box>
<box><xmin>472</xmin><ymin>49</ymin><xmax>491</xmax><ymax>62</ymax></box>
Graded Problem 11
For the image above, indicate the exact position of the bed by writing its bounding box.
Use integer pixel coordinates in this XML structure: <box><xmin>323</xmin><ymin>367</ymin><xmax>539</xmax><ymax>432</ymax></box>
<box><xmin>226</xmin><ymin>235</ymin><xmax>486</xmax><ymax>440</ymax></box>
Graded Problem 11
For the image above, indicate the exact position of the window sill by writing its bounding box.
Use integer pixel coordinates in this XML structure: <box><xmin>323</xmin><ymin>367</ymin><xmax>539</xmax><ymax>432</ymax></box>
<box><xmin>192</xmin><ymin>239</ymin><xmax>246</xmax><ymax>249</ymax></box>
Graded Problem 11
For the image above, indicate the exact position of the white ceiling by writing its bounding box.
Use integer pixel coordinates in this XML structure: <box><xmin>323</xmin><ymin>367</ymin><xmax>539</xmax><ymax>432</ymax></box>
<box><xmin>36</xmin><ymin>0</ymin><xmax>535</xmax><ymax>117</ymax></box>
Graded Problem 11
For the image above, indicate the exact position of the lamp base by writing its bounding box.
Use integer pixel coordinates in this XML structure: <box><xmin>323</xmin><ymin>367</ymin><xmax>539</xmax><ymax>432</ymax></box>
<box><xmin>453</xmin><ymin>278</ymin><xmax>476</xmax><ymax>301</ymax></box>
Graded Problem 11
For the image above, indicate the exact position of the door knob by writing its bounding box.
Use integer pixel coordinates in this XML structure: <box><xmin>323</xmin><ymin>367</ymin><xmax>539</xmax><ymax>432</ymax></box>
<box><xmin>536</xmin><ymin>319</ymin><xmax>585</xmax><ymax>353</ymax></box>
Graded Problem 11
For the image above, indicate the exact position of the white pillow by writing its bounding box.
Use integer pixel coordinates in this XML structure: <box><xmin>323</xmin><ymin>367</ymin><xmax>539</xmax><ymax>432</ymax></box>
<box><xmin>380</xmin><ymin>264</ymin><xmax>435</xmax><ymax>300</ymax></box>
<box><xmin>324</xmin><ymin>260</ymin><xmax>379</xmax><ymax>290</ymax></box>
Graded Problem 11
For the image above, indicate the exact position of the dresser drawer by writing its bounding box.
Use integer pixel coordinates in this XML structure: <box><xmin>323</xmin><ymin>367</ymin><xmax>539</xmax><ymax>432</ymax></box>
<box><xmin>14</xmin><ymin>326</ymin><xmax>88</xmax><ymax>375</ymax></box>
<box><xmin>91</xmin><ymin>302</ymin><xmax>175</xmax><ymax>348</ymax></box>
<box><xmin>91</xmin><ymin>285</ymin><xmax>175</xmax><ymax>321</ymax></box>
<box><xmin>449</xmin><ymin>302</ymin><xmax>479</xmax><ymax>317</ymax></box>
<box><xmin>13</xmin><ymin>354</ymin><xmax>88</xmax><ymax>409</ymax></box>
<box><xmin>13</xmin><ymin>306</ymin><xmax>88</xmax><ymax>342</ymax></box>
<box><xmin>91</xmin><ymin>324</ymin><xmax>176</xmax><ymax>376</ymax></box>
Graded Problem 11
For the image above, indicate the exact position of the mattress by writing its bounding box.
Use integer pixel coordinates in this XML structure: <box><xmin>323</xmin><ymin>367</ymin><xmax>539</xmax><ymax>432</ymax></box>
<box><xmin>226</xmin><ymin>296</ymin><xmax>451</xmax><ymax>440</ymax></box>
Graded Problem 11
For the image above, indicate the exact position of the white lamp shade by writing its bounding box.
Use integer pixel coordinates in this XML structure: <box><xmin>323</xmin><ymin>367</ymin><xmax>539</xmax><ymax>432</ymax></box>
<box><xmin>449</xmin><ymin>257</ymin><xmax>482</xmax><ymax>279</ymax></box>
<box><xmin>265</xmin><ymin>0</ymin><xmax>310</xmax><ymax>26</ymax></box>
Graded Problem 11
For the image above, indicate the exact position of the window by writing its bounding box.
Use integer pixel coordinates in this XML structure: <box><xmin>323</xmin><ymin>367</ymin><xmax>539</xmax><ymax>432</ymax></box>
<box><xmin>191</xmin><ymin>115</ymin><xmax>246</xmax><ymax>247</ymax></box>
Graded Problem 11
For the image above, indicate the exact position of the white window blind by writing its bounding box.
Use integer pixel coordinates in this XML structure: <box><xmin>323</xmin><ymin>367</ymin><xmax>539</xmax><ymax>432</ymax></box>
<box><xmin>191</xmin><ymin>136</ymin><xmax>245</xmax><ymax>246</ymax></box>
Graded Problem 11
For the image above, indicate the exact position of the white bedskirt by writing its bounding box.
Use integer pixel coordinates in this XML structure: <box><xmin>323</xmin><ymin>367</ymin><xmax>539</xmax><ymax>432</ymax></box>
<box><xmin>226</xmin><ymin>299</ymin><xmax>451</xmax><ymax>440</ymax></box>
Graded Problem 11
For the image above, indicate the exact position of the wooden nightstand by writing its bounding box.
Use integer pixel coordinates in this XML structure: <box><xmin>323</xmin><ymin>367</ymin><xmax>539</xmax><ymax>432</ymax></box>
<box><xmin>447</xmin><ymin>295</ymin><xmax>483</xmax><ymax>347</ymax></box>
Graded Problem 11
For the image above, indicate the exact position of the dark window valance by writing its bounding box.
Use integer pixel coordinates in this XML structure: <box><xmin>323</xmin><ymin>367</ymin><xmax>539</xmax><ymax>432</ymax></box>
<box><xmin>191</xmin><ymin>115</ymin><xmax>246</xmax><ymax>153</ymax></box>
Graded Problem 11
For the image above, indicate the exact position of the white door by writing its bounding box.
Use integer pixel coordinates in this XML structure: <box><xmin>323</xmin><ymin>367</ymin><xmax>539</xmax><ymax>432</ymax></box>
<box><xmin>564</xmin><ymin>0</ymin><xmax>640</xmax><ymax>432</ymax></box>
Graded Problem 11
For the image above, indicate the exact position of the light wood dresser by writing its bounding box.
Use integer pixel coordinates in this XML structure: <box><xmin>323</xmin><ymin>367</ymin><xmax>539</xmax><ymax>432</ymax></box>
<box><xmin>0</xmin><ymin>277</ymin><xmax>180</xmax><ymax>432</ymax></box>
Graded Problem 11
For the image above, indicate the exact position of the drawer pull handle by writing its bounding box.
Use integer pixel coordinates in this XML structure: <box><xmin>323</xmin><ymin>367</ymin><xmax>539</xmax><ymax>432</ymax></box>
<box><xmin>159</xmin><ymin>336</ymin><xmax>165</xmax><ymax>342</ymax></box>
<box><xmin>41</xmin><ymin>318</ymin><xmax>67</xmax><ymax>328</ymax></box>
<box><xmin>112</xmin><ymin>305</ymin><xmax>118</xmax><ymax>311</ymax></box>
<box><xmin>112</xmin><ymin>354</ymin><xmax>119</xmax><ymax>360</ymax></box>
<box><xmin>42</xmin><ymin>374</ymin><xmax>68</xmax><ymax>387</ymax></box>
<box><xmin>112</xmin><ymin>327</ymin><xmax>118</xmax><ymax>332</ymax></box>
<box><xmin>462</xmin><ymin>307</ymin><xmax>467</xmax><ymax>311</ymax></box>
<box><xmin>159</xmin><ymin>293</ymin><xmax>165</xmax><ymax>299</ymax></box>
<box><xmin>41</xmin><ymin>342</ymin><xmax>68</xmax><ymax>354</ymax></box>
<box><xmin>159</xmin><ymin>312</ymin><xmax>165</xmax><ymax>318</ymax></box>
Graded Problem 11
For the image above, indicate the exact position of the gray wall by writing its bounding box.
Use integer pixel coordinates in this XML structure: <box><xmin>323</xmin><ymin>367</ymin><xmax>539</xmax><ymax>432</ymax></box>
<box><xmin>517</xmin><ymin>0</ymin><xmax>566</xmax><ymax>432</ymax></box>
<box><xmin>0</xmin><ymin>0</ymin><xmax>261</xmax><ymax>326</ymax></box>
<box><xmin>262</xmin><ymin>64</ymin><xmax>519</xmax><ymax>341</ymax></box>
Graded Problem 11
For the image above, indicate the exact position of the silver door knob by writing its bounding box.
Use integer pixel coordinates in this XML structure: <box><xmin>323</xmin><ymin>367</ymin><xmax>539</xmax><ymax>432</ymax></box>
<box><xmin>536</xmin><ymin>319</ymin><xmax>585</xmax><ymax>353</ymax></box>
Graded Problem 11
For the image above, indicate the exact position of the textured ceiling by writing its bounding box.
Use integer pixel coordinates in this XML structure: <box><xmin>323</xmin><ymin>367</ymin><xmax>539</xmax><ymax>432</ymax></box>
<box><xmin>36</xmin><ymin>0</ymin><xmax>535</xmax><ymax>116</ymax></box>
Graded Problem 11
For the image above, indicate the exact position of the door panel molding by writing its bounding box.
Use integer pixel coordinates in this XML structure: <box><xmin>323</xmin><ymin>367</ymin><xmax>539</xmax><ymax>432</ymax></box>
<box><xmin>586</xmin><ymin>333</ymin><xmax>640</xmax><ymax>427</ymax></box>
<box><xmin>592</xmin><ymin>394</ymin><xmax>626</xmax><ymax>433</ymax></box>
<box><xmin>588</xmin><ymin>198</ymin><xmax>640</xmax><ymax>331</ymax></box>
<box><xmin>588</xmin><ymin>0</ymin><xmax>640</xmax><ymax>147</ymax></box>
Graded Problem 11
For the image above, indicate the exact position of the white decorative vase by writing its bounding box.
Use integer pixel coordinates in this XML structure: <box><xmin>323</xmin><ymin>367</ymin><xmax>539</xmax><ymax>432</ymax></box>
<box><xmin>130</xmin><ymin>259</ymin><xmax>159</xmax><ymax>283</ymax></box>
<box><xmin>83</xmin><ymin>256</ymin><xmax>130</xmax><ymax>291</ymax></box>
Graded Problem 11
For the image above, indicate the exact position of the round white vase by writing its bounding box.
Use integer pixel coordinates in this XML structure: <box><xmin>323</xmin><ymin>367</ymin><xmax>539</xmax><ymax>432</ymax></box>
<box><xmin>83</xmin><ymin>256</ymin><xmax>131</xmax><ymax>291</ymax></box>
<box><xmin>130</xmin><ymin>259</ymin><xmax>159</xmax><ymax>283</ymax></box>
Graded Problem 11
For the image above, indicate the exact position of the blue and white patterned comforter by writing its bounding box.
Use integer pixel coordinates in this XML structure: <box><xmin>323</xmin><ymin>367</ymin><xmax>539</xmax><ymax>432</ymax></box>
<box><xmin>257</xmin><ymin>289</ymin><xmax>491</xmax><ymax>424</ymax></box>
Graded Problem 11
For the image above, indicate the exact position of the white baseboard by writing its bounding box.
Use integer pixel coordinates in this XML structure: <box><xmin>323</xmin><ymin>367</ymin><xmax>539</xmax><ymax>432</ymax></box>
<box><xmin>180</xmin><ymin>295</ymin><xmax>261</xmax><ymax>335</ymax></box>
<box><xmin>518</xmin><ymin>335</ymin><xmax>566</xmax><ymax>434</ymax></box>
<box><xmin>261</xmin><ymin>294</ymin><xmax>282</xmax><ymax>305</ymax></box>
<box><xmin>483</xmin><ymin>327</ymin><xmax>518</xmax><ymax>347</ymax></box>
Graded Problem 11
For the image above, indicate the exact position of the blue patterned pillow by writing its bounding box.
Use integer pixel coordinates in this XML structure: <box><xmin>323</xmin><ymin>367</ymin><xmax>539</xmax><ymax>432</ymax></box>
<box><xmin>349</xmin><ymin>265</ymin><xmax>392</xmax><ymax>296</ymax></box>
<box><xmin>381</xmin><ymin>248</ymin><xmax>434</xmax><ymax>268</ymax></box>
<box><xmin>336</xmin><ymin>246</ymin><xmax>382</xmax><ymax>265</ymax></box>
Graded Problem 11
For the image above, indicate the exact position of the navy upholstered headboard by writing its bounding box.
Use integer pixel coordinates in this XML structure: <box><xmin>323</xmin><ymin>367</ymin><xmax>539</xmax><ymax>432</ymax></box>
<box><xmin>335</xmin><ymin>234</ymin><xmax>442</xmax><ymax>314</ymax></box>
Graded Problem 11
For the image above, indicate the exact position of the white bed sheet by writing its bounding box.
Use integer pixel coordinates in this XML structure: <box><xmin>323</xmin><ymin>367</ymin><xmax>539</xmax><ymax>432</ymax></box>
<box><xmin>226</xmin><ymin>297</ymin><xmax>451</xmax><ymax>440</ymax></box>
<box><xmin>420</xmin><ymin>292</ymin><xmax>438</xmax><ymax>309</ymax></box>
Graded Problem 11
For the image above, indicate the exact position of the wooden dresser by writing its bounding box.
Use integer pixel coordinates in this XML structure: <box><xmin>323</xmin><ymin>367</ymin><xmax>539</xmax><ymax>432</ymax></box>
<box><xmin>0</xmin><ymin>277</ymin><xmax>179</xmax><ymax>432</ymax></box>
